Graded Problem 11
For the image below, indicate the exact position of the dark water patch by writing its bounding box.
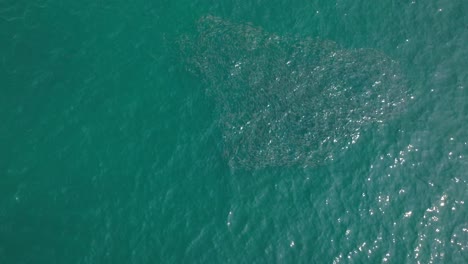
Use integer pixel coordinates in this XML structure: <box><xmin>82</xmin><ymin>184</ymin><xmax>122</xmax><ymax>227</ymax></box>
<box><xmin>180</xmin><ymin>15</ymin><xmax>410</xmax><ymax>169</ymax></box>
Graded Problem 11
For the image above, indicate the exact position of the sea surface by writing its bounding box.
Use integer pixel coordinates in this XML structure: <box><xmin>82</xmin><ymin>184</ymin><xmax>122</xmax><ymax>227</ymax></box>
<box><xmin>1</xmin><ymin>0</ymin><xmax>467</xmax><ymax>263</ymax></box>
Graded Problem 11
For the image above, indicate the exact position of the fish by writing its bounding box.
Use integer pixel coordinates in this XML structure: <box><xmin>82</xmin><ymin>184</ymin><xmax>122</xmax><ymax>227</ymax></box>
<box><xmin>179</xmin><ymin>15</ymin><xmax>409</xmax><ymax>169</ymax></box>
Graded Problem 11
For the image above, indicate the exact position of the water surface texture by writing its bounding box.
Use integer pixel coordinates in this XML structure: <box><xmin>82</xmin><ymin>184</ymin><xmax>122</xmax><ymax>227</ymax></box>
<box><xmin>1</xmin><ymin>0</ymin><xmax>467</xmax><ymax>263</ymax></box>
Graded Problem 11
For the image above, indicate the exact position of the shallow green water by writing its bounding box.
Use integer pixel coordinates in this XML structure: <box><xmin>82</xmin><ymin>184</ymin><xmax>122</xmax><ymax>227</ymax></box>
<box><xmin>1</xmin><ymin>0</ymin><xmax>467</xmax><ymax>263</ymax></box>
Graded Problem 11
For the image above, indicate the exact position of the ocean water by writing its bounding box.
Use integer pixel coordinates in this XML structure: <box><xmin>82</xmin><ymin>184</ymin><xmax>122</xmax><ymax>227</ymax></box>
<box><xmin>1</xmin><ymin>0</ymin><xmax>467</xmax><ymax>263</ymax></box>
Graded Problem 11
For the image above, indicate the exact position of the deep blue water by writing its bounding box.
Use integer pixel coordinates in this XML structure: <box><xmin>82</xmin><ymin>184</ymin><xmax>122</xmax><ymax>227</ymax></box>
<box><xmin>1</xmin><ymin>0</ymin><xmax>467</xmax><ymax>263</ymax></box>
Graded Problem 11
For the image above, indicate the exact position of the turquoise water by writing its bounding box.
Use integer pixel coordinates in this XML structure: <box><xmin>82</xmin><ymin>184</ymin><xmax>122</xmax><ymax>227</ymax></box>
<box><xmin>1</xmin><ymin>0</ymin><xmax>467</xmax><ymax>263</ymax></box>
